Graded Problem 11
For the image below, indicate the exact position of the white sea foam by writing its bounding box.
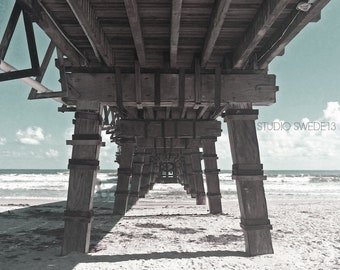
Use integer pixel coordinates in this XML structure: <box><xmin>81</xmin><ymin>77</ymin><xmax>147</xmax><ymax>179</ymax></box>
<box><xmin>0</xmin><ymin>170</ymin><xmax>339</xmax><ymax>200</ymax></box>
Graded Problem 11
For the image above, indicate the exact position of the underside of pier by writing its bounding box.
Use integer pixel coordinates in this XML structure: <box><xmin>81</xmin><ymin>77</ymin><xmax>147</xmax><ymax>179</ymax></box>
<box><xmin>0</xmin><ymin>0</ymin><xmax>330</xmax><ymax>256</ymax></box>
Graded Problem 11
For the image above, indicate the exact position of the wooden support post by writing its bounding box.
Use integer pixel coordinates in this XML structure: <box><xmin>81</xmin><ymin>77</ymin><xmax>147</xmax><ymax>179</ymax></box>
<box><xmin>62</xmin><ymin>106</ymin><xmax>102</xmax><ymax>255</ymax></box>
<box><xmin>176</xmin><ymin>153</ymin><xmax>189</xmax><ymax>192</ymax></box>
<box><xmin>128</xmin><ymin>147</ymin><xmax>144</xmax><ymax>207</ymax></box>
<box><xmin>184</xmin><ymin>150</ymin><xmax>196</xmax><ymax>198</ymax></box>
<box><xmin>202</xmin><ymin>139</ymin><xmax>222</xmax><ymax>214</ymax></box>
<box><xmin>149</xmin><ymin>155</ymin><xmax>159</xmax><ymax>189</ymax></box>
<box><xmin>113</xmin><ymin>140</ymin><xmax>135</xmax><ymax>215</ymax></box>
<box><xmin>148</xmin><ymin>155</ymin><xmax>156</xmax><ymax>190</ymax></box>
<box><xmin>139</xmin><ymin>154</ymin><xmax>151</xmax><ymax>198</ymax></box>
<box><xmin>224</xmin><ymin>107</ymin><xmax>273</xmax><ymax>256</ymax></box>
<box><xmin>191</xmin><ymin>147</ymin><xmax>206</xmax><ymax>205</ymax></box>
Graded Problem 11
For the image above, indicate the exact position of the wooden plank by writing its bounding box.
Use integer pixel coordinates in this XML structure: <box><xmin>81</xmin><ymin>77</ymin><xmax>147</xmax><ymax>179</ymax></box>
<box><xmin>221</xmin><ymin>74</ymin><xmax>278</xmax><ymax>106</ymax></box>
<box><xmin>170</xmin><ymin>0</ymin><xmax>183</xmax><ymax>68</ymax></box>
<box><xmin>0</xmin><ymin>3</ymin><xmax>21</xmax><ymax>59</ymax></box>
<box><xmin>201</xmin><ymin>0</ymin><xmax>232</xmax><ymax>67</ymax></box>
<box><xmin>233</xmin><ymin>0</ymin><xmax>290</xmax><ymax>69</ymax></box>
<box><xmin>258</xmin><ymin>0</ymin><xmax>330</xmax><ymax>69</ymax></box>
<box><xmin>124</xmin><ymin>0</ymin><xmax>146</xmax><ymax>66</ymax></box>
<box><xmin>18</xmin><ymin>0</ymin><xmax>86</xmax><ymax>65</ymax></box>
<box><xmin>66</xmin><ymin>0</ymin><xmax>113</xmax><ymax>65</ymax></box>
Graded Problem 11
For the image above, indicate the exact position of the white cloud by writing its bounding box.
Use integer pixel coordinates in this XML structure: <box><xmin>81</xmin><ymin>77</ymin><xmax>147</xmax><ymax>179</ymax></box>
<box><xmin>46</xmin><ymin>149</ymin><xmax>59</xmax><ymax>158</ymax></box>
<box><xmin>256</xmin><ymin>102</ymin><xmax>340</xmax><ymax>169</ymax></box>
<box><xmin>16</xmin><ymin>127</ymin><xmax>45</xmax><ymax>145</ymax></box>
<box><xmin>323</xmin><ymin>101</ymin><xmax>340</xmax><ymax>123</ymax></box>
<box><xmin>0</xmin><ymin>137</ymin><xmax>6</xmax><ymax>145</ymax></box>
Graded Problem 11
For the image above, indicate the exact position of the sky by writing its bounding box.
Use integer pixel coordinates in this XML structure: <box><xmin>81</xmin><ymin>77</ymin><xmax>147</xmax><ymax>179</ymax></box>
<box><xmin>0</xmin><ymin>1</ymin><xmax>340</xmax><ymax>170</ymax></box>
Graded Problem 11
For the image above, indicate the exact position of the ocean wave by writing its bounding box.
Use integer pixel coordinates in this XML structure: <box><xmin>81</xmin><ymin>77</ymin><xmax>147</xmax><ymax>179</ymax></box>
<box><xmin>309</xmin><ymin>177</ymin><xmax>340</xmax><ymax>183</ymax></box>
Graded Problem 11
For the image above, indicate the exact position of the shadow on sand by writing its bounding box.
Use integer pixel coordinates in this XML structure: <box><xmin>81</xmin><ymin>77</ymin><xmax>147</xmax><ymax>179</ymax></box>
<box><xmin>0</xmin><ymin>198</ymin><xmax>123</xmax><ymax>267</ymax></box>
<box><xmin>0</xmin><ymin>198</ymin><xmax>246</xmax><ymax>269</ymax></box>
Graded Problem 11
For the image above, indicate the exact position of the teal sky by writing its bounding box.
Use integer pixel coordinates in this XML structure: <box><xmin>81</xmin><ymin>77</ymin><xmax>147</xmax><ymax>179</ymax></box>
<box><xmin>0</xmin><ymin>1</ymin><xmax>339</xmax><ymax>170</ymax></box>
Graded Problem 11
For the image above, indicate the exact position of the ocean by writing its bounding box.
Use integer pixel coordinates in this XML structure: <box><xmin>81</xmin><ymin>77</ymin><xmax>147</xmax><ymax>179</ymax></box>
<box><xmin>0</xmin><ymin>169</ymin><xmax>340</xmax><ymax>201</ymax></box>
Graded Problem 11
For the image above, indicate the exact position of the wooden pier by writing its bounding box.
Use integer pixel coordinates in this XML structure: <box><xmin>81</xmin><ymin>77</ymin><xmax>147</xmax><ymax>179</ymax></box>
<box><xmin>0</xmin><ymin>0</ymin><xmax>330</xmax><ymax>257</ymax></box>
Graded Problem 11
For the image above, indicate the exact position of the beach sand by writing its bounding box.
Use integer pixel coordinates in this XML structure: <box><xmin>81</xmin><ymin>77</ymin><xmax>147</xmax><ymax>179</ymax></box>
<box><xmin>0</xmin><ymin>184</ymin><xmax>339</xmax><ymax>270</ymax></box>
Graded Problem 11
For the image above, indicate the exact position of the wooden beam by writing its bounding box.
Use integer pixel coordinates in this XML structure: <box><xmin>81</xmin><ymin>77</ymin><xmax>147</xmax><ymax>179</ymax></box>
<box><xmin>18</xmin><ymin>0</ymin><xmax>87</xmax><ymax>65</ymax></box>
<box><xmin>201</xmin><ymin>0</ymin><xmax>232</xmax><ymax>67</ymax></box>
<box><xmin>64</xmin><ymin>72</ymin><xmax>278</xmax><ymax>107</ymax></box>
<box><xmin>66</xmin><ymin>0</ymin><xmax>113</xmax><ymax>65</ymax></box>
<box><xmin>23</xmin><ymin>11</ymin><xmax>40</xmax><ymax>73</ymax></box>
<box><xmin>233</xmin><ymin>0</ymin><xmax>290</xmax><ymax>69</ymax></box>
<box><xmin>124</xmin><ymin>0</ymin><xmax>146</xmax><ymax>66</ymax></box>
<box><xmin>0</xmin><ymin>3</ymin><xmax>21</xmax><ymax>59</ymax></box>
<box><xmin>28</xmin><ymin>41</ymin><xmax>55</xmax><ymax>100</ymax></box>
<box><xmin>117</xmin><ymin>119</ymin><xmax>221</xmax><ymax>139</ymax></box>
<box><xmin>258</xmin><ymin>0</ymin><xmax>330</xmax><ymax>69</ymax></box>
<box><xmin>170</xmin><ymin>0</ymin><xmax>183</xmax><ymax>68</ymax></box>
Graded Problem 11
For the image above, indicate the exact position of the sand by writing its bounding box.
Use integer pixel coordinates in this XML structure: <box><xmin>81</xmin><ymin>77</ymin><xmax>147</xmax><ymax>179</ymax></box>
<box><xmin>0</xmin><ymin>184</ymin><xmax>339</xmax><ymax>270</ymax></box>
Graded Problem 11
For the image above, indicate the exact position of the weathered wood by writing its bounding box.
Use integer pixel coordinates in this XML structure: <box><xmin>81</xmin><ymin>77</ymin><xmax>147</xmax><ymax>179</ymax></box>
<box><xmin>18</xmin><ymin>0</ymin><xmax>86</xmax><ymax>65</ymax></box>
<box><xmin>191</xmin><ymin>147</ymin><xmax>206</xmax><ymax>205</ymax></box>
<box><xmin>117</xmin><ymin>119</ymin><xmax>221</xmax><ymax>139</ymax></box>
<box><xmin>139</xmin><ymin>155</ymin><xmax>151</xmax><ymax>198</ymax></box>
<box><xmin>66</xmin><ymin>0</ymin><xmax>113</xmax><ymax>65</ymax></box>
<box><xmin>124</xmin><ymin>0</ymin><xmax>146</xmax><ymax>65</ymax></box>
<box><xmin>62</xmin><ymin>107</ymin><xmax>102</xmax><ymax>255</ymax></box>
<box><xmin>225</xmin><ymin>107</ymin><xmax>273</xmax><ymax>256</ymax></box>
<box><xmin>194</xmin><ymin>57</ymin><xmax>201</xmax><ymax>109</ymax></box>
<box><xmin>201</xmin><ymin>139</ymin><xmax>222</xmax><ymax>214</ymax></box>
<box><xmin>64</xmin><ymin>72</ymin><xmax>277</xmax><ymax>107</ymax></box>
<box><xmin>201</xmin><ymin>0</ymin><xmax>232</xmax><ymax>67</ymax></box>
<box><xmin>183</xmin><ymin>150</ymin><xmax>196</xmax><ymax>198</ymax></box>
<box><xmin>170</xmin><ymin>0</ymin><xmax>183</xmax><ymax>68</ymax></box>
<box><xmin>258</xmin><ymin>0</ymin><xmax>330</xmax><ymax>69</ymax></box>
<box><xmin>135</xmin><ymin>61</ymin><xmax>142</xmax><ymax>109</ymax></box>
<box><xmin>0</xmin><ymin>3</ymin><xmax>21</xmax><ymax>59</ymax></box>
<box><xmin>128</xmin><ymin>148</ymin><xmax>144</xmax><ymax>206</ymax></box>
<box><xmin>32</xmin><ymin>41</ymin><xmax>55</xmax><ymax>83</ymax></box>
<box><xmin>14</xmin><ymin>0</ymin><xmax>329</xmax><ymax>69</ymax></box>
<box><xmin>113</xmin><ymin>142</ymin><xmax>135</xmax><ymax>215</ymax></box>
<box><xmin>233</xmin><ymin>0</ymin><xmax>290</xmax><ymax>69</ymax></box>
<box><xmin>0</xmin><ymin>68</ymin><xmax>39</xmax><ymax>82</ymax></box>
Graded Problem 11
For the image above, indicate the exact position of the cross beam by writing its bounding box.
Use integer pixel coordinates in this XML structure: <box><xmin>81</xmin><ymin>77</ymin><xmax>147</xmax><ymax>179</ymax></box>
<box><xmin>62</xmin><ymin>72</ymin><xmax>278</xmax><ymax>106</ymax></box>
